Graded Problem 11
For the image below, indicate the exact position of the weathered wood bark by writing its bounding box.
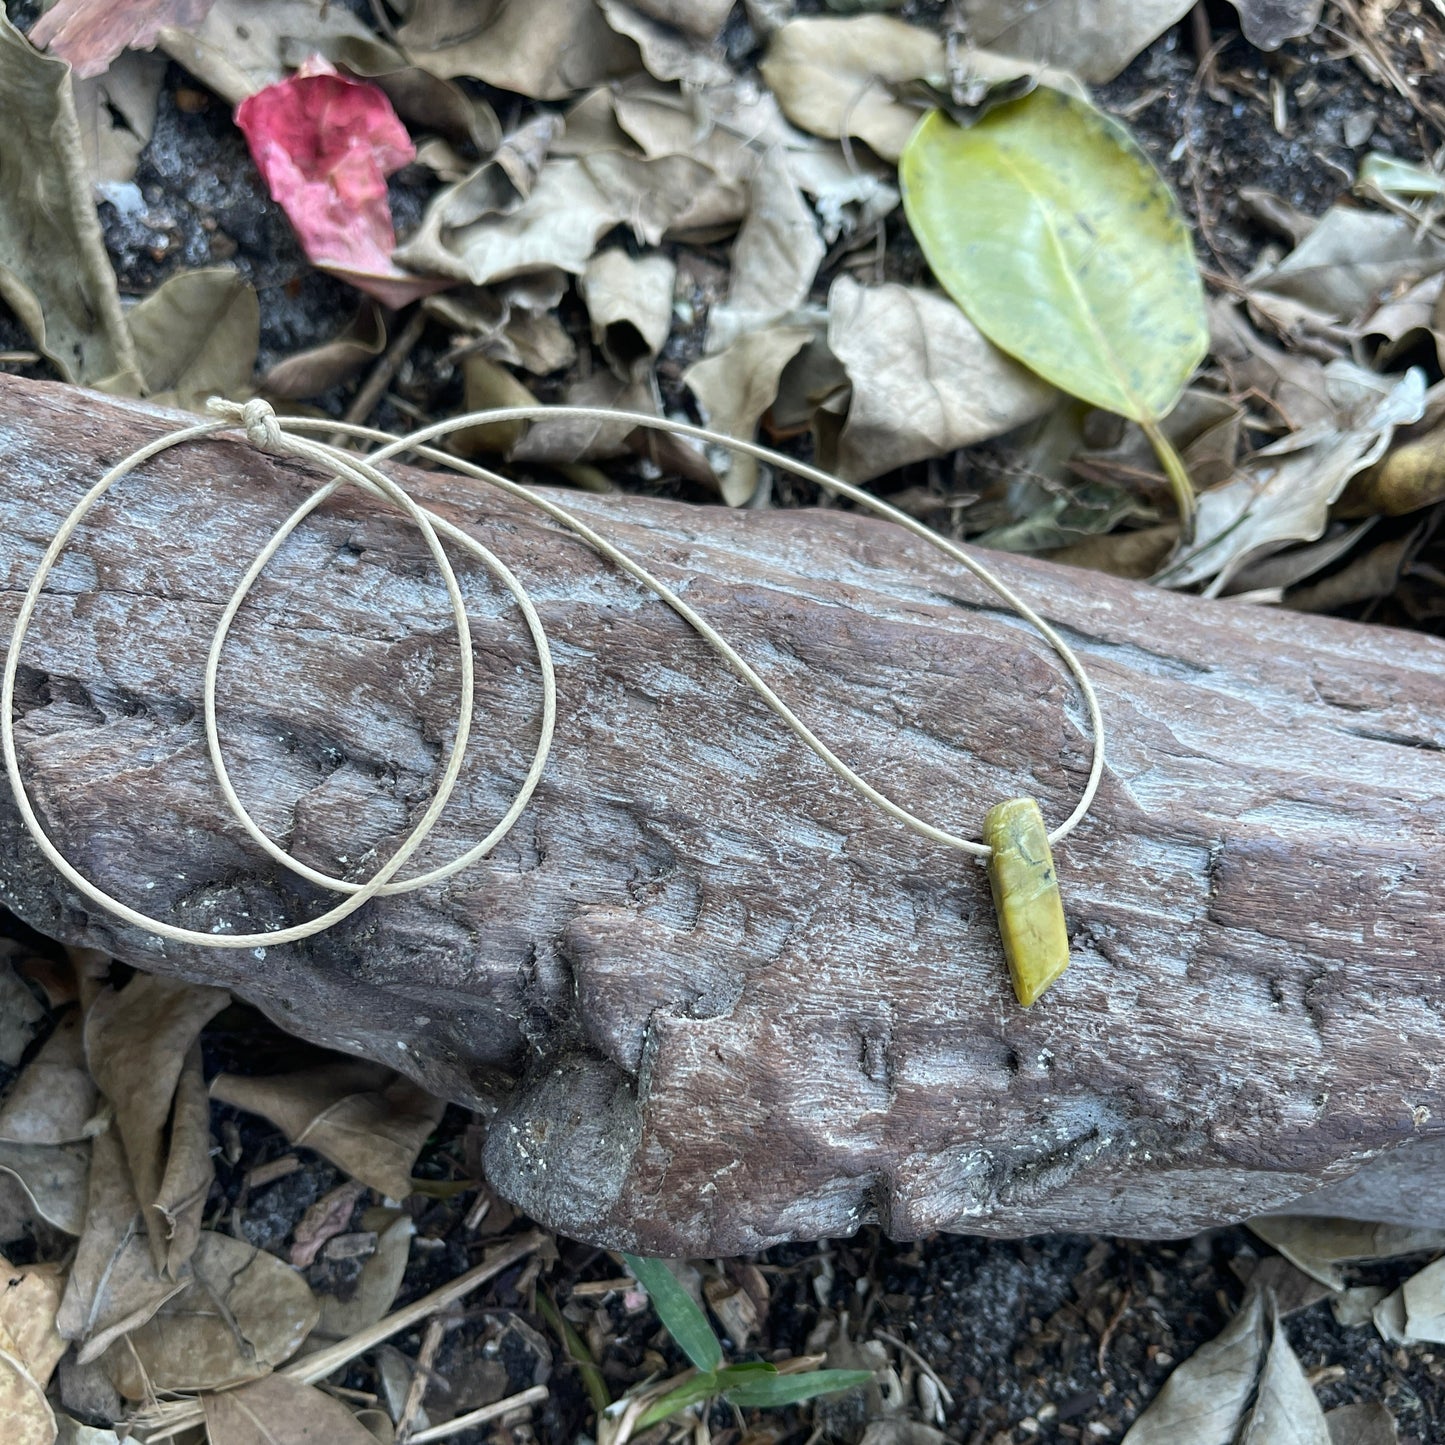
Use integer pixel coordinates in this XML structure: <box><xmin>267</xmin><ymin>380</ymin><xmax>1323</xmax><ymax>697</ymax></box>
<box><xmin>1</xmin><ymin>376</ymin><xmax>1443</xmax><ymax>1253</ymax></box>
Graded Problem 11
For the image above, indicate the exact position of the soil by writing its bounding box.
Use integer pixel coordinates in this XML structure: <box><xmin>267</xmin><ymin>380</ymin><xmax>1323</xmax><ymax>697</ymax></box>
<box><xmin>4</xmin><ymin>2</ymin><xmax>1445</xmax><ymax>1442</ymax></box>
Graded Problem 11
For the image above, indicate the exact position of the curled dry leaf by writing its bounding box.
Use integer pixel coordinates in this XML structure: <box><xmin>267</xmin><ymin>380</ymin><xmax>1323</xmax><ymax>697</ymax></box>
<box><xmin>29</xmin><ymin>0</ymin><xmax>213</xmax><ymax>78</ymax></box>
<box><xmin>1248</xmin><ymin>1216</ymin><xmax>1445</xmax><ymax>1291</ymax></box>
<box><xmin>684</xmin><ymin>325</ymin><xmax>816</xmax><ymax>506</ymax></box>
<box><xmin>56</xmin><ymin>1129</ymin><xmax>183</xmax><ymax>1361</ymax></box>
<box><xmin>1248</xmin><ymin>206</ymin><xmax>1445</xmax><ymax>326</ymax></box>
<box><xmin>706</xmin><ymin>146</ymin><xmax>825</xmax><ymax>354</ymax></box>
<box><xmin>1400</xmin><ymin>1257</ymin><xmax>1445</xmax><ymax>1344</ymax></box>
<box><xmin>1121</xmin><ymin>1289</ymin><xmax>1267</xmax><ymax>1444</ymax></box>
<box><xmin>955</xmin><ymin>0</ymin><xmax>1193</xmax><ymax>83</ymax></box>
<box><xmin>396</xmin><ymin>0</ymin><xmax>638</xmax><ymax>99</ymax></box>
<box><xmin>236</xmin><ymin>58</ymin><xmax>442</xmax><ymax>309</ymax></box>
<box><xmin>0</xmin><ymin>13</ymin><xmax>139</xmax><ymax>386</ymax></box>
<box><xmin>825</xmin><ymin>276</ymin><xmax>1056</xmax><ymax>482</ymax></box>
<box><xmin>397</xmin><ymin>153</ymin><xmax>712</xmax><ymax>287</ymax></box>
<box><xmin>1157</xmin><ymin>364</ymin><xmax>1426</xmax><ymax>594</ymax></box>
<box><xmin>83</xmin><ymin>974</ymin><xmax>227</xmax><ymax>1275</ymax></box>
<box><xmin>101</xmin><ymin>267</ymin><xmax>260</xmax><ymax>412</ymax></box>
<box><xmin>203</xmin><ymin>1373</ymin><xmax>382</xmax><ymax>1445</ymax></box>
<box><xmin>0</xmin><ymin>1141</ymin><xmax>90</xmax><ymax>1236</ymax></box>
<box><xmin>598</xmin><ymin>0</ymin><xmax>731</xmax><ymax>87</ymax></box>
<box><xmin>0</xmin><ymin>1011</ymin><xmax>99</xmax><ymax>1145</ymax></box>
<box><xmin>315</xmin><ymin>1213</ymin><xmax>414</xmax><ymax>1337</ymax></box>
<box><xmin>262</xmin><ymin>301</ymin><xmax>385</xmax><ymax>400</ymax></box>
<box><xmin>1340</xmin><ymin>418</ymin><xmax>1445</xmax><ymax>517</ymax></box>
<box><xmin>102</xmin><ymin>1230</ymin><xmax>319</xmax><ymax>1398</ymax></box>
<box><xmin>1239</xmin><ymin>1316</ymin><xmax>1330</xmax><ymax>1445</ymax></box>
<box><xmin>581</xmin><ymin>249</ymin><xmax>677</xmax><ymax>376</ymax></box>
<box><xmin>210</xmin><ymin>1060</ymin><xmax>445</xmax><ymax>1199</ymax></box>
<box><xmin>290</xmin><ymin>1179</ymin><xmax>367</xmax><ymax>1269</ymax></box>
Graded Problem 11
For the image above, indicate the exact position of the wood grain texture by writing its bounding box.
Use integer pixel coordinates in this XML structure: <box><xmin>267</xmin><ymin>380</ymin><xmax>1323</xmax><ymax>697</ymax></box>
<box><xmin>1</xmin><ymin>375</ymin><xmax>1442</xmax><ymax>1252</ymax></box>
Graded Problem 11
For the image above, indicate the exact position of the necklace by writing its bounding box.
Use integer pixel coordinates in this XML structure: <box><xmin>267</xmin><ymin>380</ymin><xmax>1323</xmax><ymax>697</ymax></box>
<box><xmin>3</xmin><ymin>398</ymin><xmax>1105</xmax><ymax>1007</ymax></box>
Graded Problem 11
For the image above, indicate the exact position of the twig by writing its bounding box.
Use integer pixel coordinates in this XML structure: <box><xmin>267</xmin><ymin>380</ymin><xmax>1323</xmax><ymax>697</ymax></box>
<box><xmin>396</xmin><ymin>1316</ymin><xmax>447</xmax><ymax>1444</ymax></box>
<box><xmin>406</xmin><ymin>1385</ymin><xmax>549</xmax><ymax>1444</ymax></box>
<box><xmin>333</xmin><ymin>306</ymin><xmax>428</xmax><ymax>442</ymax></box>
<box><xmin>1097</xmin><ymin>1286</ymin><xmax>1133</xmax><ymax>1373</ymax></box>
<box><xmin>873</xmin><ymin>1329</ymin><xmax>955</xmax><ymax>1409</ymax></box>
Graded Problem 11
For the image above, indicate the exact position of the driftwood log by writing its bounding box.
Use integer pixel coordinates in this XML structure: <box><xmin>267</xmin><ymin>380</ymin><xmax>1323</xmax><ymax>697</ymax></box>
<box><xmin>2</xmin><ymin>376</ymin><xmax>1443</xmax><ymax>1253</ymax></box>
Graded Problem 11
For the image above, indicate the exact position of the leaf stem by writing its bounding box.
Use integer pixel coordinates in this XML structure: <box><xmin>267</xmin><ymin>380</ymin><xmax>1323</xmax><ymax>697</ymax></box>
<box><xmin>1141</xmin><ymin>417</ymin><xmax>1197</xmax><ymax>534</ymax></box>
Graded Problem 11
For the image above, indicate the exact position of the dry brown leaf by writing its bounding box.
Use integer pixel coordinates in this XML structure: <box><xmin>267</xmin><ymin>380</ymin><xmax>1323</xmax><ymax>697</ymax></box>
<box><xmin>598</xmin><ymin>0</ymin><xmax>731</xmax><ymax>87</ymax></box>
<box><xmin>0</xmin><ymin>952</ymin><xmax>45</xmax><ymax>1069</ymax></box>
<box><xmin>1401</xmin><ymin>1257</ymin><xmax>1445</xmax><ymax>1344</ymax></box>
<box><xmin>1324</xmin><ymin>1402</ymin><xmax>1398</xmax><ymax>1445</ymax></box>
<box><xmin>627</xmin><ymin>0</ymin><xmax>734</xmax><ymax>37</ymax></box>
<box><xmin>1</xmin><ymin>1258</ymin><xmax>67</xmax><ymax>1389</ymax></box>
<box><xmin>1120</xmin><ymin>1289</ymin><xmax>1267</xmax><ymax>1444</ymax></box>
<box><xmin>100</xmin><ymin>267</ymin><xmax>259</xmax><ymax>413</ymax></box>
<box><xmin>0</xmin><ymin>1141</ymin><xmax>90</xmax><ymax>1236</ymax></box>
<box><xmin>315</xmin><ymin>1213</ymin><xmax>414</xmax><ymax>1338</ymax></box>
<box><xmin>102</xmin><ymin>1231</ymin><xmax>319</xmax><ymax>1399</ymax></box>
<box><xmin>30</xmin><ymin>0</ymin><xmax>212</xmax><ymax>78</ymax></box>
<box><xmin>155</xmin><ymin>0</ymin><xmax>377</xmax><ymax>105</ymax></box>
<box><xmin>0</xmin><ymin>1336</ymin><xmax>55</xmax><ymax>1445</ymax></box>
<box><xmin>684</xmin><ymin>325</ymin><xmax>816</xmax><ymax>506</ymax></box>
<box><xmin>84</xmin><ymin>974</ymin><xmax>227</xmax><ymax>1275</ymax></box>
<box><xmin>263</xmin><ymin>302</ymin><xmax>386</xmax><ymax>401</ymax></box>
<box><xmin>1157</xmin><ymin>363</ymin><xmax>1426</xmax><ymax>594</ymax></box>
<box><xmin>398</xmin><ymin>153</ymin><xmax>712</xmax><ymax>287</ymax></box>
<box><xmin>1249</xmin><ymin>207</ymin><xmax>1445</xmax><ymax>326</ymax></box>
<box><xmin>582</xmin><ymin>249</ymin><xmax>677</xmax><ymax>376</ymax></box>
<box><xmin>53</xmin><ymin>1417</ymin><xmax>122</xmax><ymax>1445</ymax></box>
<box><xmin>452</xmin><ymin>353</ymin><xmax>538</xmax><ymax>455</ymax></box>
<box><xmin>1239</xmin><ymin>1315</ymin><xmax>1329</xmax><ymax>1444</ymax></box>
<box><xmin>290</xmin><ymin>1179</ymin><xmax>367</xmax><ymax>1269</ymax></box>
<box><xmin>210</xmin><ymin>1061</ymin><xmax>444</xmax><ymax>1199</ymax></box>
<box><xmin>955</xmin><ymin>0</ymin><xmax>1193</xmax><ymax>83</ymax></box>
<box><xmin>1340</xmin><ymin>422</ymin><xmax>1445</xmax><ymax>517</ymax></box>
<box><xmin>203</xmin><ymin>1373</ymin><xmax>382</xmax><ymax>1445</ymax></box>
<box><xmin>1249</xmin><ymin>1217</ymin><xmax>1445</xmax><ymax>1290</ymax></box>
<box><xmin>825</xmin><ymin>276</ymin><xmax>1057</xmax><ymax>482</ymax></box>
<box><xmin>0</xmin><ymin>13</ymin><xmax>140</xmax><ymax>386</ymax></box>
<box><xmin>56</xmin><ymin>1129</ymin><xmax>183</xmax><ymax>1362</ymax></box>
<box><xmin>396</xmin><ymin>0</ymin><xmax>638</xmax><ymax>99</ymax></box>
<box><xmin>0</xmin><ymin>1011</ymin><xmax>99</xmax><ymax>1145</ymax></box>
<box><xmin>706</xmin><ymin>146</ymin><xmax>825</xmax><ymax>353</ymax></box>
<box><xmin>510</xmin><ymin>371</ymin><xmax>656</xmax><ymax>465</ymax></box>
<box><xmin>70</xmin><ymin>51</ymin><xmax>164</xmax><ymax>199</ymax></box>
<box><xmin>761</xmin><ymin>17</ymin><xmax>1081</xmax><ymax>163</ymax></box>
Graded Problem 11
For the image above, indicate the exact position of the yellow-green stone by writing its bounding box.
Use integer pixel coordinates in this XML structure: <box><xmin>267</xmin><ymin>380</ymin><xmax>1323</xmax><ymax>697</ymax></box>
<box><xmin>984</xmin><ymin>797</ymin><xmax>1070</xmax><ymax>1008</ymax></box>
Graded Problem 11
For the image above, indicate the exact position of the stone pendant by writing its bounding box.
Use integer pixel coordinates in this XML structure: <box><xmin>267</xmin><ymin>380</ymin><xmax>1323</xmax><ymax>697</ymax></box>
<box><xmin>983</xmin><ymin>797</ymin><xmax>1070</xmax><ymax>1007</ymax></box>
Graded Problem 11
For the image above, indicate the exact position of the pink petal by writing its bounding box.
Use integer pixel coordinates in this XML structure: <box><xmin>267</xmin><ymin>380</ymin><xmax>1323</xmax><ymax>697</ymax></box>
<box><xmin>235</xmin><ymin>58</ymin><xmax>442</xmax><ymax>305</ymax></box>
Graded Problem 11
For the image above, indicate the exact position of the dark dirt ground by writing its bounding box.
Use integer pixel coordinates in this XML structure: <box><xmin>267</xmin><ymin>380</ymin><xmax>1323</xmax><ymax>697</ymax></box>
<box><xmin>4</xmin><ymin>2</ymin><xmax>1445</xmax><ymax>1442</ymax></box>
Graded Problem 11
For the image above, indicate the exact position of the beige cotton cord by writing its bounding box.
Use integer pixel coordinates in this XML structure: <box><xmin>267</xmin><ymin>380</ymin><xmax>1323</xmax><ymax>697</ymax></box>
<box><xmin>3</xmin><ymin>399</ymin><xmax>1105</xmax><ymax>953</ymax></box>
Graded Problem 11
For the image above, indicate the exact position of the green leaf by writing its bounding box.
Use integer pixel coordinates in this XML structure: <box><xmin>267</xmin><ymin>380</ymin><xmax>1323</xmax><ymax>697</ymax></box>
<box><xmin>634</xmin><ymin>1371</ymin><xmax>721</xmax><ymax>1430</ymax></box>
<box><xmin>622</xmin><ymin>1253</ymin><xmax>723</xmax><ymax>1374</ymax></box>
<box><xmin>537</xmin><ymin>1289</ymin><xmax>611</xmax><ymax>1414</ymax></box>
<box><xmin>713</xmin><ymin>1361</ymin><xmax>778</xmax><ymax>1386</ymax></box>
<box><xmin>900</xmin><ymin>89</ymin><xmax>1207</xmax><ymax>522</ymax></box>
<box><xmin>724</xmin><ymin>1367</ymin><xmax>877</xmax><ymax>1409</ymax></box>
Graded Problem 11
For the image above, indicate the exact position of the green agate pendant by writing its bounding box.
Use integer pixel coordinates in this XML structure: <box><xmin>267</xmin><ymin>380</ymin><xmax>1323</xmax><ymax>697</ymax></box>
<box><xmin>983</xmin><ymin>797</ymin><xmax>1070</xmax><ymax>1007</ymax></box>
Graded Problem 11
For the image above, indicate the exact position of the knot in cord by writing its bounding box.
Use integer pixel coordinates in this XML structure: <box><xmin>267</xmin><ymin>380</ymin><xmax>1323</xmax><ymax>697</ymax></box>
<box><xmin>241</xmin><ymin>397</ymin><xmax>286</xmax><ymax>454</ymax></box>
<box><xmin>204</xmin><ymin>396</ymin><xmax>287</xmax><ymax>455</ymax></box>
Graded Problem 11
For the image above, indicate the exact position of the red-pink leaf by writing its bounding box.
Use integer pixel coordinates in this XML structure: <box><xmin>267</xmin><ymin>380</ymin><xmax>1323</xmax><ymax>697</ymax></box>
<box><xmin>235</xmin><ymin>56</ymin><xmax>445</xmax><ymax>307</ymax></box>
<box><xmin>30</xmin><ymin>0</ymin><xmax>214</xmax><ymax>79</ymax></box>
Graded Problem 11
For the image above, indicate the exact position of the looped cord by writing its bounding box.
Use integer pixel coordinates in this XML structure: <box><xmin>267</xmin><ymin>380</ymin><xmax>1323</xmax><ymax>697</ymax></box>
<box><xmin>3</xmin><ymin>402</ymin><xmax>1106</xmax><ymax>952</ymax></box>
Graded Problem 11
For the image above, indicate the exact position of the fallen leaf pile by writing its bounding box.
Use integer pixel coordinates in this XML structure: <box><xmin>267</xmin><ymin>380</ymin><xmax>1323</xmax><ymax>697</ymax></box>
<box><xmin>0</xmin><ymin>0</ymin><xmax>1440</xmax><ymax>620</ymax></box>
